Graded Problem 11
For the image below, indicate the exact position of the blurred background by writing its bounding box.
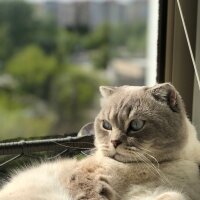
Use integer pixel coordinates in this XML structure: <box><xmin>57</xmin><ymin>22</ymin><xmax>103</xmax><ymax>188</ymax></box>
<box><xmin>0</xmin><ymin>0</ymin><xmax>158</xmax><ymax>140</ymax></box>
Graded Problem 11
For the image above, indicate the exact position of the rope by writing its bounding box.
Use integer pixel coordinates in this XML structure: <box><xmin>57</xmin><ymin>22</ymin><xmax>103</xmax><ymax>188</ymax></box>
<box><xmin>176</xmin><ymin>0</ymin><xmax>200</xmax><ymax>91</ymax></box>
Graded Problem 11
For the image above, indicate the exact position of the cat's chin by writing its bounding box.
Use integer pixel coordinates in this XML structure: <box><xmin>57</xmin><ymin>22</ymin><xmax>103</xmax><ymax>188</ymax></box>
<box><xmin>100</xmin><ymin>147</ymin><xmax>138</xmax><ymax>163</ymax></box>
<box><xmin>112</xmin><ymin>153</ymin><xmax>138</xmax><ymax>163</ymax></box>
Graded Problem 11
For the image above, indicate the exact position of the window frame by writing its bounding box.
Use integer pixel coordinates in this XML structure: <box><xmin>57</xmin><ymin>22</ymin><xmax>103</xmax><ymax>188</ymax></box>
<box><xmin>157</xmin><ymin>0</ymin><xmax>198</xmax><ymax>120</ymax></box>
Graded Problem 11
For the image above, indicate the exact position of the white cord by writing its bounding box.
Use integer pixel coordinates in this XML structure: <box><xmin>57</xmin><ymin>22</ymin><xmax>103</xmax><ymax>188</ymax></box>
<box><xmin>176</xmin><ymin>0</ymin><xmax>200</xmax><ymax>91</ymax></box>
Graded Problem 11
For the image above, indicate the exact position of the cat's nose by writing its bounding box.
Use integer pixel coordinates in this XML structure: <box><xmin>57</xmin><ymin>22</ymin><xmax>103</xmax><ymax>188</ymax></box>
<box><xmin>111</xmin><ymin>140</ymin><xmax>122</xmax><ymax>148</ymax></box>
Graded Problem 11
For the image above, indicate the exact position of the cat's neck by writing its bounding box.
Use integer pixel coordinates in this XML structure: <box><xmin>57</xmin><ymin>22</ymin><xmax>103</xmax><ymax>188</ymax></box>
<box><xmin>181</xmin><ymin>117</ymin><xmax>200</xmax><ymax>162</ymax></box>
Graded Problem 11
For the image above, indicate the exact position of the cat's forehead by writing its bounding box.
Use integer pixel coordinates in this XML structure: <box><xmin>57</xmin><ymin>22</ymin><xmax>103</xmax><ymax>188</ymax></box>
<box><xmin>109</xmin><ymin>85</ymin><xmax>147</xmax><ymax>102</ymax></box>
<box><xmin>118</xmin><ymin>85</ymin><xmax>147</xmax><ymax>93</ymax></box>
<box><xmin>100</xmin><ymin>86</ymin><xmax>149</xmax><ymax>119</ymax></box>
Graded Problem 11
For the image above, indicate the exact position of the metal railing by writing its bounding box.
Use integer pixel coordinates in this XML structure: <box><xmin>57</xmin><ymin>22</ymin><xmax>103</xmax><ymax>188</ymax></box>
<box><xmin>0</xmin><ymin>133</ymin><xmax>94</xmax><ymax>184</ymax></box>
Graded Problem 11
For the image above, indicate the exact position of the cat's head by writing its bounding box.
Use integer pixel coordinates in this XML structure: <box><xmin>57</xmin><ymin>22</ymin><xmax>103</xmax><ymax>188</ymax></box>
<box><xmin>94</xmin><ymin>83</ymin><xmax>188</xmax><ymax>163</ymax></box>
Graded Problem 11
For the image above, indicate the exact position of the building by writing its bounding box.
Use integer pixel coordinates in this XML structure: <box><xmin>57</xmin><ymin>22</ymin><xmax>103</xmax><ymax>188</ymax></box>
<box><xmin>32</xmin><ymin>0</ymin><xmax>148</xmax><ymax>30</ymax></box>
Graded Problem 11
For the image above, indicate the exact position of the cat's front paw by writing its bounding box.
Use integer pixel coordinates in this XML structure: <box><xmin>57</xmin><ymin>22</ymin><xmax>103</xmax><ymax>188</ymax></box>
<box><xmin>155</xmin><ymin>192</ymin><xmax>187</xmax><ymax>200</ymax></box>
<box><xmin>95</xmin><ymin>175</ymin><xmax>120</xmax><ymax>200</ymax></box>
<box><xmin>68</xmin><ymin>172</ymin><xmax>119</xmax><ymax>200</ymax></box>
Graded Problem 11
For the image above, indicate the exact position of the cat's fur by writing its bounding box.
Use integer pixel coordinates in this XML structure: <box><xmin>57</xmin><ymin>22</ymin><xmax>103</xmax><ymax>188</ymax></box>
<box><xmin>0</xmin><ymin>83</ymin><xmax>200</xmax><ymax>200</ymax></box>
<box><xmin>93</xmin><ymin>83</ymin><xmax>200</xmax><ymax>200</ymax></box>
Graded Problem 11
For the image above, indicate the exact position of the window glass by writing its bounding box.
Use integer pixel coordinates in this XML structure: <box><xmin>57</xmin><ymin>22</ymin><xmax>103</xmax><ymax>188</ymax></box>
<box><xmin>0</xmin><ymin>0</ymin><xmax>158</xmax><ymax>139</ymax></box>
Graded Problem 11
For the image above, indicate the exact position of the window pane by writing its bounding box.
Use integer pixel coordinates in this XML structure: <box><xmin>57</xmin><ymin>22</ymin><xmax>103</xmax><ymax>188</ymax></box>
<box><xmin>0</xmin><ymin>0</ymin><xmax>158</xmax><ymax>139</ymax></box>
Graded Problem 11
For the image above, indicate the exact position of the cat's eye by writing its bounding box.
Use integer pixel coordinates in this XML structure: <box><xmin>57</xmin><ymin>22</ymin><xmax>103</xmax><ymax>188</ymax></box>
<box><xmin>102</xmin><ymin>120</ymin><xmax>112</xmax><ymax>130</ymax></box>
<box><xmin>129</xmin><ymin>119</ymin><xmax>145</xmax><ymax>132</ymax></box>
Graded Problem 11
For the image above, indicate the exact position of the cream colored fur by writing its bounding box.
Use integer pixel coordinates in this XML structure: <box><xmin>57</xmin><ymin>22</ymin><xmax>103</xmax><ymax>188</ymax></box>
<box><xmin>182</xmin><ymin>118</ymin><xmax>200</xmax><ymax>163</ymax></box>
<box><xmin>0</xmin><ymin>160</ymin><xmax>77</xmax><ymax>200</ymax></box>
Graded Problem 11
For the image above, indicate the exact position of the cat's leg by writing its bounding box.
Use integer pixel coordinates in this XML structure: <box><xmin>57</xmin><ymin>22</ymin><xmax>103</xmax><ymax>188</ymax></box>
<box><xmin>65</xmin><ymin>156</ymin><xmax>120</xmax><ymax>200</ymax></box>
<box><xmin>154</xmin><ymin>192</ymin><xmax>187</xmax><ymax>200</ymax></box>
<box><xmin>96</xmin><ymin>175</ymin><xmax>120</xmax><ymax>200</ymax></box>
<box><xmin>67</xmin><ymin>171</ymin><xmax>119</xmax><ymax>200</ymax></box>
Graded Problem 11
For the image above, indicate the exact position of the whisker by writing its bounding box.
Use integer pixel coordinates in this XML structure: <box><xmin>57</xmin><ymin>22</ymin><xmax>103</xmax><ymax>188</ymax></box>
<box><xmin>128</xmin><ymin>149</ymin><xmax>169</xmax><ymax>185</ymax></box>
<box><xmin>97</xmin><ymin>144</ymin><xmax>109</xmax><ymax>149</ymax></box>
<box><xmin>136</xmin><ymin>146</ymin><xmax>160</xmax><ymax>168</ymax></box>
<box><xmin>134</xmin><ymin>152</ymin><xmax>159</xmax><ymax>178</ymax></box>
<box><xmin>58</xmin><ymin>141</ymin><xmax>95</xmax><ymax>145</ymax></box>
<box><xmin>53</xmin><ymin>142</ymin><xmax>93</xmax><ymax>150</ymax></box>
<box><xmin>136</xmin><ymin>152</ymin><xmax>172</xmax><ymax>186</ymax></box>
<box><xmin>122</xmin><ymin>146</ymin><xmax>167</xmax><ymax>183</ymax></box>
<box><xmin>136</xmin><ymin>144</ymin><xmax>154</xmax><ymax>154</ymax></box>
<box><xmin>143</xmin><ymin>152</ymin><xmax>159</xmax><ymax>168</ymax></box>
<box><xmin>125</xmin><ymin>146</ymin><xmax>159</xmax><ymax>168</ymax></box>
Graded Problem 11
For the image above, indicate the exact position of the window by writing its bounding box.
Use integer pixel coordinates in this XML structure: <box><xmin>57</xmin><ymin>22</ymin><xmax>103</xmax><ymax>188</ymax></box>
<box><xmin>0</xmin><ymin>0</ymin><xmax>159</xmax><ymax>140</ymax></box>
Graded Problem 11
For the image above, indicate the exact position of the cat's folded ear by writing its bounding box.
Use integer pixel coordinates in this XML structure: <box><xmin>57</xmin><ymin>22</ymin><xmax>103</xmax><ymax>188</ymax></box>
<box><xmin>99</xmin><ymin>86</ymin><xmax>117</xmax><ymax>98</ymax></box>
<box><xmin>149</xmin><ymin>83</ymin><xmax>179</xmax><ymax>112</ymax></box>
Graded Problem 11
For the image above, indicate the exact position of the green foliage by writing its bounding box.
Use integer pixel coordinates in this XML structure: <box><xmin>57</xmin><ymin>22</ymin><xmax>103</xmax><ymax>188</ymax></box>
<box><xmin>110</xmin><ymin>23</ymin><xmax>147</xmax><ymax>56</ymax></box>
<box><xmin>91</xmin><ymin>45</ymin><xmax>110</xmax><ymax>69</ymax></box>
<box><xmin>0</xmin><ymin>1</ymin><xmax>147</xmax><ymax>139</ymax></box>
<box><xmin>33</xmin><ymin>18</ymin><xmax>58</xmax><ymax>54</ymax></box>
<box><xmin>0</xmin><ymin>1</ymin><xmax>36</xmax><ymax>54</ymax></box>
<box><xmin>0</xmin><ymin>108</ymin><xmax>56</xmax><ymax>139</ymax></box>
<box><xmin>126</xmin><ymin>35</ymin><xmax>146</xmax><ymax>56</ymax></box>
<box><xmin>6</xmin><ymin>45</ymin><xmax>57</xmax><ymax>97</ymax></box>
<box><xmin>0</xmin><ymin>26</ymin><xmax>12</xmax><ymax>62</ymax></box>
<box><xmin>83</xmin><ymin>23</ymin><xmax>147</xmax><ymax>69</ymax></box>
<box><xmin>81</xmin><ymin>24</ymin><xmax>112</xmax><ymax>69</ymax></box>
<box><xmin>0</xmin><ymin>92</ymin><xmax>56</xmax><ymax>139</ymax></box>
<box><xmin>0</xmin><ymin>92</ymin><xmax>22</xmax><ymax>110</ymax></box>
<box><xmin>126</xmin><ymin>23</ymin><xmax>147</xmax><ymax>56</ymax></box>
<box><xmin>51</xmin><ymin>67</ymin><xmax>104</xmax><ymax>125</ymax></box>
<box><xmin>82</xmin><ymin>24</ymin><xmax>109</xmax><ymax>49</ymax></box>
<box><xmin>0</xmin><ymin>1</ymin><xmax>59</xmax><ymax>61</ymax></box>
<box><xmin>56</xmin><ymin>30</ymin><xmax>80</xmax><ymax>64</ymax></box>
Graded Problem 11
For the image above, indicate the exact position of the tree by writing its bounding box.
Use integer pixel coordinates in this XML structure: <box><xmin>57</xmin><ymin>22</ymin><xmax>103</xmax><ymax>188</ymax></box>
<box><xmin>82</xmin><ymin>24</ymin><xmax>110</xmax><ymax>50</ymax></box>
<box><xmin>0</xmin><ymin>26</ymin><xmax>12</xmax><ymax>64</ymax></box>
<box><xmin>0</xmin><ymin>1</ymin><xmax>59</xmax><ymax>62</ymax></box>
<box><xmin>6</xmin><ymin>45</ymin><xmax>57</xmax><ymax>98</ymax></box>
<box><xmin>51</xmin><ymin>66</ymin><xmax>105</xmax><ymax>132</ymax></box>
<box><xmin>91</xmin><ymin>45</ymin><xmax>111</xmax><ymax>69</ymax></box>
<box><xmin>126</xmin><ymin>22</ymin><xmax>147</xmax><ymax>56</ymax></box>
<box><xmin>0</xmin><ymin>1</ymin><xmax>36</xmax><ymax>51</ymax></box>
<box><xmin>56</xmin><ymin>30</ymin><xmax>80</xmax><ymax>64</ymax></box>
<box><xmin>33</xmin><ymin>18</ymin><xmax>58</xmax><ymax>55</ymax></box>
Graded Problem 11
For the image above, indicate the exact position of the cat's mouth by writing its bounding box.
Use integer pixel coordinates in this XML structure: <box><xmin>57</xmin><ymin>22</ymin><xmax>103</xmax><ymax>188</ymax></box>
<box><xmin>110</xmin><ymin>147</ymin><xmax>140</xmax><ymax>163</ymax></box>
<box><xmin>100</xmin><ymin>145</ymin><xmax>141</xmax><ymax>163</ymax></box>
<box><xmin>112</xmin><ymin>153</ymin><xmax>138</xmax><ymax>163</ymax></box>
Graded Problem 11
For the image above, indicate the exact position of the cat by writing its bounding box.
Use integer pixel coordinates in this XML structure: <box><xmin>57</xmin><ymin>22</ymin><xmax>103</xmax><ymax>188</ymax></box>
<box><xmin>93</xmin><ymin>83</ymin><xmax>200</xmax><ymax>200</ymax></box>
<box><xmin>0</xmin><ymin>83</ymin><xmax>200</xmax><ymax>200</ymax></box>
